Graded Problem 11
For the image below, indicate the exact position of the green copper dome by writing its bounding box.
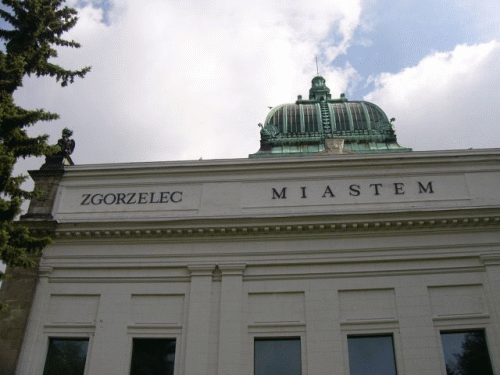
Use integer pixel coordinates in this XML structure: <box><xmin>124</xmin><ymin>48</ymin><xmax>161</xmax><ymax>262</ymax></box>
<box><xmin>251</xmin><ymin>76</ymin><xmax>411</xmax><ymax>157</ymax></box>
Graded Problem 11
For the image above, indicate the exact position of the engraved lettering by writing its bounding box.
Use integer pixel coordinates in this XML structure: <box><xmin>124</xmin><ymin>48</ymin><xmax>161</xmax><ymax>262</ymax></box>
<box><xmin>301</xmin><ymin>187</ymin><xmax>307</xmax><ymax>199</ymax></box>
<box><xmin>170</xmin><ymin>191</ymin><xmax>182</xmax><ymax>203</ymax></box>
<box><xmin>150</xmin><ymin>192</ymin><xmax>160</xmax><ymax>203</ymax></box>
<box><xmin>394</xmin><ymin>182</ymin><xmax>405</xmax><ymax>195</ymax></box>
<box><xmin>349</xmin><ymin>184</ymin><xmax>360</xmax><ymax>196</ymax></box>
<box><xmin>126</xmin><ymin>193</ymin><xmax>137</xmax><ymax>204</ymax></box>
<box><xmin>418</xmin><ymin>181</ymin><xmax>434</xmax><ymax>194</ymax></box>
<box><xmin>370</xmin><ymin>183</ymin><xmax>382</xmax><ymax>196</ymax></box>
<box><xmin>80</xmin><ymin>194</ymin><xmax>91</xmax><ymax>205</ymax></box>
<box><xmin>78</xmin><ymin>190</ymin><xmax>186</xmax><ymax>207</ymax></box>
<box><xmin>116</xmin><ymin>193</ymin><xmax>126</xmax><ymax>204</ymax></box>
<box><xmin>272</xmin><ymin>187</ymin><xmax>287</xmax><ymax>199</ymax></box>
<box><xmin>103</xmin><ymin>193</ymin><xmax>116</xmax><ymax>205</ymax></box>
<box><xmin>91</xmin><ymin>194</ymin><xmax>104</xmax><ymax>205</ymax></box>
<box><xmin>322</xmin><ymin>185</ymin><xmax>335</xmax><ymax>198</ymax></box>
<box><xmin>138</xmin><ymin>192</ymin><xmax>148</xmax><ymax>204</ymax></box>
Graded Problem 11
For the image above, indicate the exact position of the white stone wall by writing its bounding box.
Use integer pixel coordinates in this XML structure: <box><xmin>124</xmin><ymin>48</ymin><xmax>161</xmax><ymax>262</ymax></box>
<box><xmin>15</xmin><ymin>150</ymin><xmax>500</xmax><ymax>375</ymax></box>
<box><xmin>16</xmin><ymin>233</ymin><xmax>500</xmax><ymax>375</ymax></box>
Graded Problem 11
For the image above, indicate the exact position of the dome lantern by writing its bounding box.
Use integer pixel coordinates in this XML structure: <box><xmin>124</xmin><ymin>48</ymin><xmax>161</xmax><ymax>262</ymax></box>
<box><xmin>309</xmin><ymin>75</ymin><xmax>331</xmax><ymax>101</ymax></box>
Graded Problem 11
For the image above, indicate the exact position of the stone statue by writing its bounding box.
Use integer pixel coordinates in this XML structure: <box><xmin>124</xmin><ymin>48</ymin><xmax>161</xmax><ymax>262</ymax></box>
<box><xmin>57</xmin><ymin>128</ymin><xmax>75</xmax><ymax>156</ymax></box>
<box><xmin>259</xmin><ymin>123</ymin><xmax>278</xmax><ymax>140</ymax></box>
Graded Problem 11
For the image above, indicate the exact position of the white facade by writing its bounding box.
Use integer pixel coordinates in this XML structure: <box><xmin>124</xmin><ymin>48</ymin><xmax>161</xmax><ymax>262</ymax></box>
<box><xmin>15</xmin><ymin>149</ymin><xmax>500</xmax><ymax>375</ymax></box>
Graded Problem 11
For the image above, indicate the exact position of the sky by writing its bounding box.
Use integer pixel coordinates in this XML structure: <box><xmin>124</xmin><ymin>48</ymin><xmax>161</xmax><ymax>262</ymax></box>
<box><xmin>6</xmin><ymin>0</ymin><xmax>500</xmax><ymax>172</ymax></box>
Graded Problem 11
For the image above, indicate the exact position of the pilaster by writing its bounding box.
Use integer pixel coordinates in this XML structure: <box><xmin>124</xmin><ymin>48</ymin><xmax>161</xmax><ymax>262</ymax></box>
<box><xmin>480</xmin><ymin>254</ymin><xmax>500</xmax><ymax>373</ymax></box>
<box><xmin>217</xmin><ymin>264</ymin><xmax>246</xmax><ymax>375</ymax></box>
<box><xmin>184</xmin><ymin>264</ymin><xmax>216</xmax><ymax>375</ymax></box>
<box><xmin>15</xmin><ymin>266</ymin><xmax>53</xmax><ymax>375</ymax></box>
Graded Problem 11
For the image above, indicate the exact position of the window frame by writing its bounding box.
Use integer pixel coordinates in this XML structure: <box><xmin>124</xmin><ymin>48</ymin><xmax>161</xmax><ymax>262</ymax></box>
<box><xmin>128</xmin><ymin>337</ymin><xmax>177</xmax><ymax>375</ymax></box>
<box><xmin>253</xmin><ymin>336</ymin><xmax>303</xmax><ymax>375</ymax></box>
<box><xmin>437</xmin><ymin>326</ymin><xmax>496</xmax><ymax>375</ymax></box>
<box><xmin>41</xmin><ymin>334</ymin><xmax>93</xmax><ymax>375</ymax></box>
<box><xmin>432</xmin><ymin>310</ymin><xmax>498</xmax><ymax>375</ymax></box>
<box><xmin>249</xmin><ymin>332</ymin><xmax>307</xmax><ymax>375</ymax></box>
<box><xmin>346</xmin><ymin>333</ymin><xmax>399</xmax><ymax>375</ymax></box>
<box><xmin>341</xmin><ymin>324</ymin><xmax>403</xmax><ymax>375</ymax></box>
<box><xmin>126</xmin><ymin>333</ymin><xmax>181</xmax><ymax>375</ymax></box>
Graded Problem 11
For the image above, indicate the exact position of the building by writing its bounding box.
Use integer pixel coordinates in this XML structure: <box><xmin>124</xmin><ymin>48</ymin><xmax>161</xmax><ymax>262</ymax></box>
<box><xmin>1</xmin><ymin>77</ymin><xmax>500</xmax><ymax>375</ymax></box>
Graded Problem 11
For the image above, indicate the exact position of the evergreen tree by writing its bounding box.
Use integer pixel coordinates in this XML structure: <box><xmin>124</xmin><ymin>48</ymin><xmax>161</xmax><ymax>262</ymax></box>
<box><xmin>0</xmin><ymin>0</ymin><xmax>90</xmax><ymax>307</ymax></box>
<box><xmin>453</xmin><ymin>331</ymin><xmax>494</xmax><ymax>375</ymax></box>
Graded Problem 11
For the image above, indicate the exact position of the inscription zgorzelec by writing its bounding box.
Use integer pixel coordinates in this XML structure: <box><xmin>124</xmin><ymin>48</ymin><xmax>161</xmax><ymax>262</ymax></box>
<box><xmin>80</xmin><ymin>191</ymin><xmax>182</xmax><ymax>206</ymax></box>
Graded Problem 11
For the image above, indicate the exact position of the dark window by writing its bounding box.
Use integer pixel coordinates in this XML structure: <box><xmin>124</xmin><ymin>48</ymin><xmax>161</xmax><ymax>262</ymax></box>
<box><xmin>441</xmin><ymin>330</ymin><xmax>494</xmax><ymax>375</ymax></box>
<box><xmin>254</xmin><ymin>338</ymin><xmax>301</xmax><ymax>375</ymax></box>
<box><xmin>43</xmin><ymin>338</ymin><xmax>89</xmax><ymax>375</ymax></box>
<box><xmin>130</xmin><ymin>338</ymin><xmax>176</xmax><ymax>375</ymax></box>
<box><xmin>347</xmin><ymin>335</ymin><xmax>397</xmax><ymax>375</ymax></box>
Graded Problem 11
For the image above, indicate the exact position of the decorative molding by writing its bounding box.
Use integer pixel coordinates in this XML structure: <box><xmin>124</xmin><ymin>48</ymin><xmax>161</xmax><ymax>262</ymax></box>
<box><xmin>38</xmin><ymin>266</ymin><xmax>53</xmax><ymax>278</ymax></box>
<box><xmin>126</xmin><ymin>324</ymin><xmax>183</xmax><ymax>336</ymax></box>
<box><xmin>248</xmin><ymin>322</ymin><xmax>306</xmax><ymax>334</ymax></box>
<box><xmin>43</xmin><ymin>266</ymin><xmax>485</xmax><ymax>284</ymax></box>
<box><xmin>340</xmin><ymin>318</ymin><xmax>399</xmax><ymax>331</ymax></box>
<box><xmin>187</xmin><ymin>264</ymin><xmax>216</xmax><ymax>276</ymax></box>
<box><xmin>43</xmin><ymin>323</ymin><xmax>96</xmax><ymax>334</ymax></box>
<box><xmin>242</xmin><ymin>266</ymin><xmax>486</xmax><ymax>281</ymax></box>
<box><xmin>47</xmin><ymin>215</ymin><xmax>500</xmax><ymax>240</ymax></box>
<box><xmin>44</xmin><ymin>323</ymin><xmax>95</xmax><ymax>329</ymax></box>
<box><xmin>127</xmin><ymin>323</ymin><xmax>182</xmax><ymax>330</ymax></box>
<box><xmin>432</xmin><ymin>313</ymin><xmax>490</xmax><ymax>322</ymax></box>
<box><xmin>48</xmin><ymin>276</ymin><xmax>192</xmax><ymax>284</ymax></box>
<box><xmin>480</xmin><ymin>254</ymin><xmax>500</xmax><ymax>266</ymax></box>
<box><xmin>218</xmin><ymin>263</ymin><xmax>246</xmax><ymax>276</ymax></box>
<box><xmin>432</xmin><ymin>313</ymin><xmax>490</xmax><ymax>328</ymax></box>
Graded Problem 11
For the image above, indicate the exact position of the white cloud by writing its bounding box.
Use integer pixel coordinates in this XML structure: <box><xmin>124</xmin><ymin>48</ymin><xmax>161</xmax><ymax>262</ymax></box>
<box><xmin>14</xmin><ymin>0</ymin><xmax>363</xmax><ymax>166</ymax></box>
<box><xmin>9</xmin><ymin>0</ymin><xmax>500</xmax><ymax>215</ymax></box>
<box><xmin>364</xmin><ymin>41</ymin><xmax>500</xmax><ymax>151</ymax></box>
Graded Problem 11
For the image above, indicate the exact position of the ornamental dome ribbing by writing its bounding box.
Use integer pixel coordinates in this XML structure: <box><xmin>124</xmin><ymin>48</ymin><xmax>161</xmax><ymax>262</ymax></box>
<box><xmin>251</xmin><ymin>76</ymin><xmax>411</xmax><ymax>157</ymax></box>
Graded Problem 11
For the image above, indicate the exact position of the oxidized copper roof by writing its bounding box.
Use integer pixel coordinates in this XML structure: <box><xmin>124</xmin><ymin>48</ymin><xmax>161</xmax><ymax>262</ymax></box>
<box><xmin>251</xmin><ymin>76</ymin><xmax>411</xmax><ymax>158</ymax></box>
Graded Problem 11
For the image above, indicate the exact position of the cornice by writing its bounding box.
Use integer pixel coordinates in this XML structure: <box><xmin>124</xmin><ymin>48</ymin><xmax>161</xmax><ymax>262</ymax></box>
<box><xmin>480</xmin><ymin>253</ymin><xmax>500</xmax><ymax>266</ymax></box>
<box><xmin>58</xmin><ymin>149</ymin><xmax>500</xmax><ymax>180</ymax></box>
<box><xmin>44</xmin><ymin>212</ymin><xmax>500</xmax><ymax>242</ymax></box>
<box><xmin>44</xmin><ymin>264</ymin><xmax>486</xmax><ymax>284</ymax></box>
